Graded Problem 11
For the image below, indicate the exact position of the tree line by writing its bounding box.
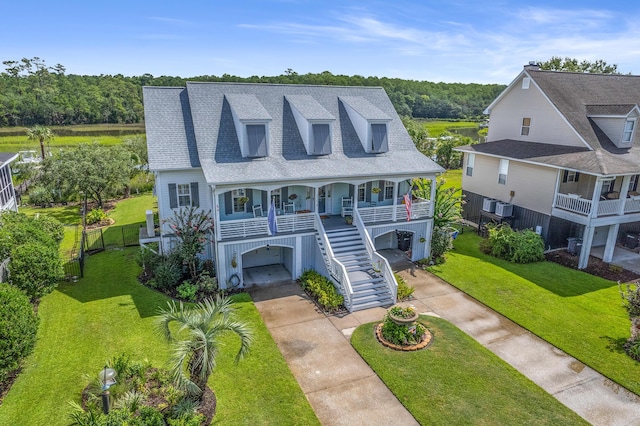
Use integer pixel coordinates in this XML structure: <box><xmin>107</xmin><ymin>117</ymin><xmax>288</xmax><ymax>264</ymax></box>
<box><xmin>0</xmin><ymin>57</ymin><xmax>506</xmax><ymax>127</ymax></box>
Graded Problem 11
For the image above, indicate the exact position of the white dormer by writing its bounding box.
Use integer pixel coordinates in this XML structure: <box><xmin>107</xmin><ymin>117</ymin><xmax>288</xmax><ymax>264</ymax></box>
<box><xmin>586</xmin><ymin>104</ymin><xmax>640</xmax><ymax>149</ymax></box>
<box><xmin>225</xmin><ymin>94</ymin><xmax>272</xmax><ymax>158</ymax></box>
<box><xmin>286</xmin><ymin>95</ymin><xmax>335</xmax><ymax>155</ymax></box>
<box><xmin>339</xmin><ymin>96</ymin><xmax>391</xmax><ymax>153</ymax></box>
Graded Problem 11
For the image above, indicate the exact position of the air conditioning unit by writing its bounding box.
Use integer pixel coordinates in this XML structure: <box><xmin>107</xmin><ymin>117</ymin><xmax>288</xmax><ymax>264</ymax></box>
<box><xmin>482</xmin><ymin>198</ymin><xmax>497</xmax><ymax>213</ymax></box>
<box><xmin>495</xmin><ymin>202</ymin><xmax>513</xmax><ymax>217</ymax></box>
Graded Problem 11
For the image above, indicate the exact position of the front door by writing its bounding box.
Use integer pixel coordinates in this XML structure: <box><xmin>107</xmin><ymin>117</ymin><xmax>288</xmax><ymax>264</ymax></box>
<box><xmin>318</xmin><ymin>186</ymin><xmax>327</xmax><ymax>214</ymax></box>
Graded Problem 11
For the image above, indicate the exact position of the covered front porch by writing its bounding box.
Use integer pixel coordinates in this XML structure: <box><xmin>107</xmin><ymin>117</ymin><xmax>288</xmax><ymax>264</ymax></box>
<box><xmin>214</xmin><ymin>178</ymin><xmax>435</xmax><ymax>241</ymax></box>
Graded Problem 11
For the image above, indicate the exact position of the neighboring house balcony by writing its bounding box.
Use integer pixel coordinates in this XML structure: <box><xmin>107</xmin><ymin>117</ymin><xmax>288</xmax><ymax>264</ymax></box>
<box><xmin>552</xmin><ymin>173</ymin><xmax>640</xmax><ymax>224</ymax></box>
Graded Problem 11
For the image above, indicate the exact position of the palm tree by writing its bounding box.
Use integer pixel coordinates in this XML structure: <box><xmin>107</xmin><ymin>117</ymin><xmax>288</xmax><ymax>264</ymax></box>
<box><xmin>156</xmin><ymin>296</ymin><xmax>253</xmax><ymax>399</ymax></box>
<box><xmin>26</xmin><ymin>125</ymin><xmax>54</xmax><ymax>159</ymax></box>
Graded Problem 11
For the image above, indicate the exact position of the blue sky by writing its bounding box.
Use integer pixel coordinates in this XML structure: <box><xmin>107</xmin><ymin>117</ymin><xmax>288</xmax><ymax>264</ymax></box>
<box><xmin>3</xmin><ymin>0</ymin><xmax>639</xmax><ymax>84</ymax></box>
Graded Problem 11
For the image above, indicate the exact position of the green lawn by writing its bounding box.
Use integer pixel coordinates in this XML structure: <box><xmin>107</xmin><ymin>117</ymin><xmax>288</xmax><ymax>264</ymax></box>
<box><xmin>0</xmin><ymin>249</ymin><xmax>318</xmax><ymax>425</ymax></box>
<box><xmin>429</xmin><ymin>230</ymin><xmax>640</xmax><ymax>395</ymax></box>
<box><xmin>351</xmin><ymin>317</ymin><xmax>587</xmax><ymax>425</ymax></box>
<box><xmin>440</xmin><ymin>168</ymin><xmax>462</xmax><ymax>193</ymax></box>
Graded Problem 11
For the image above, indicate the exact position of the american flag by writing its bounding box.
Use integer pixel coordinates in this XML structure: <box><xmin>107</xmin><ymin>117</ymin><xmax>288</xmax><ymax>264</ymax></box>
<box><xmin>404</xmin><ymin>188</ymin><xmax>412</xmax><ymax>222</ymax></box>
<box><xmin>268</xmin><ymin>199</ymin><xmax>278</xmax><ymax>235</ymax></box>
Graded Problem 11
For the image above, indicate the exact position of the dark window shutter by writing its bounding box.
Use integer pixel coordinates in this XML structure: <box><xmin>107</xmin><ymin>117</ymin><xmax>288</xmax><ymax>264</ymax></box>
<box><xmin>562</xmin><ymin>170</ymin><xmax>568</xmax><ymax>183</ymax></box>
<box><xmin>575</xmin><ymin>172</ymin><xmax>580</xmax><ymax>183</ymax></box>
<box><xmin>378</xmin><ymin>180</ymin><xmax>385</xmax><ymax>202</ymax></box>
<box><xmin>261</xmin><ymin>191</ymin><xmax>268</xmax><ymax>208</ymax></box>
<box><xmin>247</xmin><ymin>189</ymin><xmax>253</xmax><ymax>208</ymax></box>
<box><xmin>371</xmin><ymin>124</ymin><xmax>388</xmax><ymax>152</ymax></box>
<box><xmin>190</xmin><ymin>182</ymin><xmax>199</xmax><ymax>207</ymax></box>
<box><xmin>634</xmin><ymin>175</ymin><xmax>639</xmax><ymax>192</ymax></box>
<box><xmin>282</xmin><ymin>187</ymin><xmax>288</xmax><ymax>206</ymax></box>
<box><xmin>313</xmin><ymin>124</ymin><xmax>330</xmax><ymax>155</ymax></box>
<box><xmin>169</xmin><ymin>184</ymin><xmax>178</xmax><ymax>209</ymax></box>
<box><xmin>348</xmin><ymin>185</ymin><xmax>354</xmax><ymax>199</ymax></box>
<box><xmin>365</xmin><ymin>182</ymin><xmax>372</xmax><ymax>203</ymax></box>
<box><xmin>224</xmin><ymin>191</ymin><xmax>232</xmax><ymax>215</ymax></box>
<box><xmin>247</xmin><ymin>125</ymin><xmax>267</xmax><ymax>157</ymax></box>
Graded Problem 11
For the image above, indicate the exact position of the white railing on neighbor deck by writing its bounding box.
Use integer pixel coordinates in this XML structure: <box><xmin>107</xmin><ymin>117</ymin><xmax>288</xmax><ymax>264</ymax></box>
<box><xmin>219</xmin><ymin>212</ymin><xmax>315</xmax><ymax>239</ymax></box>
<box><xmin>554</xmin><ymin>193</ymin><xmax>592</xmax><ymax>215</ymax></box>
<box><xmin>597</xmin><ymin>199</ymin><xmax>622</xmax><ymax>216</ymax></box>
<box><xmin>354</xmin><ymin>210</ymin><xmax>397</xmax><ymax>303</ymax></box>
<box><xmin>315</xmin><ymin>214</ymin><xmax>352</xmax><ymax>310</ymax></box>
<box><xmin>625</xmin><ymin>197</ymin><xmax>640</xmax><ymax>214</ymax></box>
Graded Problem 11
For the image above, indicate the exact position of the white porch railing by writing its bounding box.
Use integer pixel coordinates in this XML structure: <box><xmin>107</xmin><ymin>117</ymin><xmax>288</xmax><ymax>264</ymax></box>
<box><xmin>314</xmin><ymin>214</ymin><xmax>352</xmax><ymax>310</ymax></box>
<box><xmin>394</xmin><ymin>200</ymin><xmax>432</xmax><ymax>221</ymax></box>
<box><xmin>556</xmin><ymin>193</ymin><xmax>640</xmax><ymax>218</ymax></box>
<box><xmin>219</xmin><ymin>212</ymin><xmax>315</xmax><ymax>239</ymax></box>
<box><xmin>354</xmin><ymin>210</ymin><xmax>397</xmax><ymax>303</ymax></box>
<box><xmin>359</xmin><ymin>205</ymin><xmax>394</xmax><ymax>223</ymax></box>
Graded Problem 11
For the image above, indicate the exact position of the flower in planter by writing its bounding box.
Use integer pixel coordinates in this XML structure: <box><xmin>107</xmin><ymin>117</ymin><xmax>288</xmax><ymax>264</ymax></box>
<box><xmin>372</xmin><ymin>187</ymin><xmax>381</xmax><ymax>194</ymax></box>
<box><xmin>288</xmin><ymin>194</ymin><xmax>297</xmax><ymax>200</ymax></box>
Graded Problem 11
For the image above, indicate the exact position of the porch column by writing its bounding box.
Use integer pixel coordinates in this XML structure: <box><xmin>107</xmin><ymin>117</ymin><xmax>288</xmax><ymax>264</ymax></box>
<box><xmin>618</xmin><ymin>175</ymin><xmax>632</xmax><ymax>215</ymax></box>
<box><xmin>430</xmin><ymin>176</ymin><xmax>437</xmax><ymax>217</ymax></box>
<box><xmin>602</xmin><ymin>224</ymin><xmax>620</xmax><ymax>263</ymax></box>
<box><xmin>392</xmin><ymin>181</ymin><xmax>398</xmax><ymax>222</ymax></box>
<box><xmin>590</xmin><ymin>179</ymin><xmax>605</xmax><ymax>218</ymax></box>
<box><xmin>553</xmin><ymin>170</ymin><xmax>562</xmax><ymax>208</ymax></box>
<box><xmin>314</xmin><ymin>187</ymin><xmax>319</xmax><ymax>214</ymax></box>
<box><xmin>213</xmin><ymin>187</ymin><xmax>222</xmax><ymax>241</ymax></box>
<box><xmin>578</xmin><ymin>226</ymin><xmax>595</xmax><ymax>269</ymax></box>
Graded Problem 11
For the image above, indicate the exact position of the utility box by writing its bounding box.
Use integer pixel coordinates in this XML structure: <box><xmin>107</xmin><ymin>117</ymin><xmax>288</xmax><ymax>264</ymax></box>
<box><xmin>625</xmin><ymin>233</ymin><xmax>639</xmax><ymax>249</ymax></box>
<box><xmin>495</xmin><ymin>202</ymin><xmax>513</xmax><ymax>217</ymax></box>
<box><xmin>482</xmin><ymin>198</ymin><xmax>497</xmax><ymax>213</ymax></box>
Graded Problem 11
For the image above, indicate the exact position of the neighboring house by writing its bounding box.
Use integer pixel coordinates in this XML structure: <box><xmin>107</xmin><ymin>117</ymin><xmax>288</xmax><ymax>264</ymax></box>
<box><xmin>143</xmin><ymin>82</ymin><xmax>443</xmax><ymax>311</ymax></box>
<box><xmin>456</xmin><ymin>63</ymin><xmax>640</xmax><ymax>269</ymax></box>
<box><xmin>0</xmin><ymin>153</ymin><xmax>19</xmax><ymax>212</ymax></box>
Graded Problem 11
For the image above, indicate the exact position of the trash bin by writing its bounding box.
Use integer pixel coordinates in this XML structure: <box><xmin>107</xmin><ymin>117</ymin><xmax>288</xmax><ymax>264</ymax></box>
<box><xmin>567</xmin><ymin>237</ymin><xmax>582</xmax><ymax>255</ymax></box>
<box><xmin>396</xmin><ymin>231</ymin><xmax>412</xmax><ymax>251</ymax></box>
<box><xmin>625</xmin><ymin>233</ymin><xmax>639</xmax><ymax>249</ymax></box>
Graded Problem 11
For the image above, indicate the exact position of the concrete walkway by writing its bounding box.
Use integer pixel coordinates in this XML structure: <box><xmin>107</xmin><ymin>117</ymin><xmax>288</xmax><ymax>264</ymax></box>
<box><xmin>249</xmin><ymin>253</ymin><xmax>640</xmax><ymax>426</ymax></box>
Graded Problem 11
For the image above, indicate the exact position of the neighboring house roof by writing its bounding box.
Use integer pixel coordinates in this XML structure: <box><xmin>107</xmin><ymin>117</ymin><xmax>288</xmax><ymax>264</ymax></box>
<box><xmin>144</xmin><ymin>82</ymin><xmax>443</xmax><ymax>185</ymax></box>
<box><xmin>474</xmin><ymin>69</ymin><xmax>640</xmax><ymax>176</ymax></box>
<box><xmin>0</xmin><ymin>152</ymin><xmax>19</xmax><ymax>166</ymax></box>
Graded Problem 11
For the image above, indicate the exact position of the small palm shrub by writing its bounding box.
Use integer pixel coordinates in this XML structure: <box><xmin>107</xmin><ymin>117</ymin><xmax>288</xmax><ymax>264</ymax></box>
<box><xmin>430</xmin><ymin>226</ymin><xmax>454</xmax><ymax>265</ymax></box>
<box><xmin>395</xmin><ymin>273</ymin><xmax>414</xmax><ymax>301</ymax></box>
<box><xmin>299</xmin><ymin>269</ymin><xmax>344</xmax><ymax>312</ymax></box>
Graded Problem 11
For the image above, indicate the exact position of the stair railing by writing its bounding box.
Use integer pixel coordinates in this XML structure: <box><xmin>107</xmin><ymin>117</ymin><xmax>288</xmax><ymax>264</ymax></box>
<box><xmin>353</xmin><ymin>210</ymin><xmax>398</xmax><ymax>302</ymax></box>
<box><xmin>315</xmin><ymin>213</ymin><xmax>353</xmax><ymax>310</ymax></box>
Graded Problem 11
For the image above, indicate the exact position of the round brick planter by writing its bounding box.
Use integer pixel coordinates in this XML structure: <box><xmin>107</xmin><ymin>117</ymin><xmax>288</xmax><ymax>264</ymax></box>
<box><xmin>375</xmin><ymin>322</ymin><xmax>433</xmax><ymax>351</ymax></box>
<box><xmin>388</xmin><ymin>311</ymin><xmax>419</xmax><ymax>325</ymax></box>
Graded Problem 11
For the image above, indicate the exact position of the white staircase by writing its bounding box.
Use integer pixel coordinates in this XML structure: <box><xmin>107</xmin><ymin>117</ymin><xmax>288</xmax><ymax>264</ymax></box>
<box><xmin>323</xmin><ymin>226</ymin><xmax>394</xmax><ymax>311</ymax></box>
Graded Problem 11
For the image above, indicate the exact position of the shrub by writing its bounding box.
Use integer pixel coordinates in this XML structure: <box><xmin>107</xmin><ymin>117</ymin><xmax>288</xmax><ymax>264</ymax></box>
<box><xmin>430</xmin><ymin>226</ymin><xmax>454</xmax><ymax>264</ymax></box>
<box><xmin>86</xmin><ymin>208</ymin><xmax>108</xmax><ymax>225</ymax></box>
<box><xmin>381</xmin><ymin>315</ymin><xmax>426</xmax><ymax>346</ymax></box>
<box><xmin>618</xmin><ymin>282</ymin><xmax>640</xmax><ymax>318</ymax></box>
<box><xmin>9</xmin><ymin>241</ymin><xmax>63</xmax><ymax>301</ymax></box>
<box><xmin>395</xmin><ymin>273</ymin><xmax>414</xmax><ymax>301</ymax></box>
<box><xmin>35</xmin><ymin>215</ymin><xmax>65</xmax><ymax>245</ymax></box>
<box><xmin>26</xmin><ymin>185</ymin><xmax>53</xmax><ymax>207</ymax></box>
<box><xmin>624</xmin><ymin>339</ymin><xmax>640</xmax><ymax>362</ymax></box>
<box><xmin>299</xmin><ymin>269</ymin><xmax>344</xmax><ymax>312</ymax></box>
<box><xmin>176</xmin><ymin>281</ymin><xmax>198</xmax><ymax>302</ymax></box>
<box><xmin>0</xmin><ymin>283</ymin><xmax>39</xmax><ymax>383</ymax></box>
<box><xmin>136</xmin><ymin>246</ymin><xmax>162</xmax><ymax>276</ymax></box>
<box><xmin>482</xmin><ymin>224</ymin><xmax>544</xmax><ymax>264</ymax></box>
<box><xmin>150</xmin><ymin>258</ymin><xmax>182</xmax><ymax>290</ymax></box>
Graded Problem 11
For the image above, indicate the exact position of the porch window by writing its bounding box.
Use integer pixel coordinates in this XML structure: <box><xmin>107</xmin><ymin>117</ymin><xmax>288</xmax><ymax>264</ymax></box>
<box><xmin>384</xmin><ymin>180</ymin><xmax>394</xmax><ymax>200</ymax></box>
<box><xmin>168</xmin><ymin>182</ymin><xmax>199</xmax><ymax>209</ymax></box>
<box><xmin>357</xmin><ymin>184</ymin><xmax>366</xmax><ymax>202</ymax></box>
<box><xmin>177</xmin><ymin>184</ymin><xmax>191</xmax><ymax>207</ymax></box>
<box><xmin>232</xmin><ymin>189</ymin><xmax>247</xmax><ymax>213</ymax></box>
<box><xmin>466</xmin><ymin>153</ymin><xmax>475</xmax><ymax>176</ymax></box>
<box><xmin>623</xmin><ymin>119</ymin><xmax>636</xmax><ymax>143</ymax></box>
<box><xmin>498</xmin><ymin>159</ymin><xmax>509</xmax><ymax>185</ymax></box>
<box><xmin>600</xmin><ymin>179</ymin><xmax>615</xmax><ymax>197</ymax></box>
<box><xmin>521</xmin><ymin>118</ymin><xmax>531</xmax><ymax>136</ymax></box>
<box><xmin>271</xmin><ymin>188</ymin><xmax>281</xmax><ymax>209</ymax></box>
<box><xmin>630</xmin><ymin>175</ymin><xmax>639</xmax><ymax>192</ymax></box>
<box><xmin>562</xmin><ymin>170</ymin><xmax>580</xmax><ymax>183</ymax></box>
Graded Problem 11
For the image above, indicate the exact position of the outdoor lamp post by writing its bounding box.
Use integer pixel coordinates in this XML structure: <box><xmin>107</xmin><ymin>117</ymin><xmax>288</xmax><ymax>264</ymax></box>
<box><xmin>99</xmin><ymin>366</ymin><xmax>117</xmax><ymax>415</ymax></box>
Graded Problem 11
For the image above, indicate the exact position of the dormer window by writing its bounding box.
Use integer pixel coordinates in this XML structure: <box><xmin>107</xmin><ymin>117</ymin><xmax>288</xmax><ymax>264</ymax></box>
<box><xmin>371</xmin><ymin>123</ymin><xmax>388</xmax><ymax>153</ymax></box>
<box><xmin>623</xmin><ymin>119</ymin><xmax>636</xmax><ymax>143</ymax></box>
<box><xmin>225</xmin><ymin>94</ymin><xmax>272</xmax><ymax>158</ymax></box>
<box><xmin>286</xmin><ymin>95</ymin><xmax>335</xmax><ymax>156</ymax></box>
<box><xmin>339</xmin><ymin>96</ymin><xmax>391</xmax><ymax>154</ymax></box>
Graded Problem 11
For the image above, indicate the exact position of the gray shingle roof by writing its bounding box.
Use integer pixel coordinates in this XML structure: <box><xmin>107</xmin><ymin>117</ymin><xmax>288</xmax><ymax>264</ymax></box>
<box><xmin>476</xmin><ymin>70</ymin><xmax>640</xmax><ymax>175</ymax></box>
<box><xmin>225</xmin><ymin>94</ymin><xmax>272</xmax><ymax>121</ymax></box>
<box><xmin>144</xmin><ymin>82</ymin><xmax>443</xmax><ymax>184</ymax></box>
<box><xmin>338</xmin><ymin>96</ymin><xmax>391</xmax><ymax>121</ymax></box>
<box><xmin>285</xmin><ymin>95</ymin><xmax>335</xmax><ymax>121</ymax></box>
